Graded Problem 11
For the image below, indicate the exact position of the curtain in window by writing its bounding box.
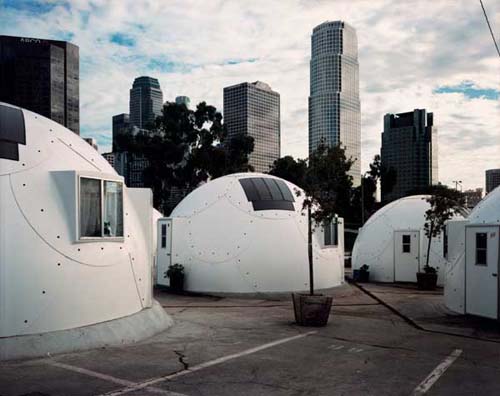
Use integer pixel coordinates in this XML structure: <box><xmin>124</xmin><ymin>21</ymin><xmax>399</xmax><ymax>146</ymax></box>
<box><xmin>80</xmin><ymin>178</ymin><xmax>101</xmax><ymax>237</ymax></box>
<box><xmin>103</xmin><ymin>181</ymin><xmax>123</xmax><ymax>237</ymax></box>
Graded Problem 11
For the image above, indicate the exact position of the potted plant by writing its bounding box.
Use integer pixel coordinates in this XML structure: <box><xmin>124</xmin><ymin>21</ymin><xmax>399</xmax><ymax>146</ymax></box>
<box><xmin>292</xmin><ymin>143</ymin><xmax>354</xmax><ymax>327</ymax></box>
<box><xmin>358</xmin><ymin>264</ymin><xmax>370</xmax><ymax>282</ymax></box>
<box><xmin>165</xmin><ymin>263</ymin><xmax>185</xmax><ymax>293</ymax></box>
<box><xmin>419</xmin><ymin>185</ymin><xmax>465</xmax><ymax>290</ymax></box>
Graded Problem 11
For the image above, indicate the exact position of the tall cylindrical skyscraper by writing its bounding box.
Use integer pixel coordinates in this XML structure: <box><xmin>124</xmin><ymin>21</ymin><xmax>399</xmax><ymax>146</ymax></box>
<box><xmin>308</xmin><ymin>21</ymin><xmax>361</xmax><ymax>185</ymax></box>
<box><xmin>129</xmin><ymin>76</ymin><xmax>163</xmax><ymax>130</ymax></box>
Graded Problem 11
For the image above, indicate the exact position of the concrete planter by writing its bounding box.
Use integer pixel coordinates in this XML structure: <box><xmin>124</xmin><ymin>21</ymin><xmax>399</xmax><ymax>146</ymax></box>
<box><xmin>416</xmin><ymin>272</ymin><xmax>437</xmax><ymax>290</ymax></box>
<box><xmin>292</xmin><ymin>293</ymin><xmax>333</xmax><ymax>327</ymax></box>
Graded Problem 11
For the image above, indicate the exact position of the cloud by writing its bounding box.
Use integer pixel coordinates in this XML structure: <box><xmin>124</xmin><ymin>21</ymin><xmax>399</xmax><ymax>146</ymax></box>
<box><xmin>1</xmin><ymin>0</ymin><xmax>499</xmax><ymax>190</ymax></box>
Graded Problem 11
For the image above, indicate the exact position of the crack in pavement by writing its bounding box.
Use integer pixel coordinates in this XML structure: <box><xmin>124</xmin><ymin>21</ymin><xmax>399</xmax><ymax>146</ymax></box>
<box><xmin>174</xmin><ymin>350</ymin><xmax>189</xmax><ymax>371</ymax></box>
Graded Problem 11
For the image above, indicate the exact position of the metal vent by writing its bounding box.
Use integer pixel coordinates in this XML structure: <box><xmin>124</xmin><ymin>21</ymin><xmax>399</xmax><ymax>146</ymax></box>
<box><xmin>0</xmin><ymin>104</ymin><xmax>26</xmax><ymax>161</ymax></box>
<box><xmin>239</xmin><ymin>177</ymin><xmax>295</xmax><ymax>211</ymax></box>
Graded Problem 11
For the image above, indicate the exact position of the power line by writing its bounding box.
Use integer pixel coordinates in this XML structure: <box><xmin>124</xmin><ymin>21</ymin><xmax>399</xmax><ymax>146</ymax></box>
<box><xmin>479</xmin><ymin>0</ymin><xmax>500</xmax><ymax>58</ymax></box>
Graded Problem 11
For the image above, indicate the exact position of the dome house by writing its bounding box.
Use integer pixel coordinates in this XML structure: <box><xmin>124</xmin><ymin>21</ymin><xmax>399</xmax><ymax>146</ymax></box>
<box><xmin>0</xmin><ymin>103</ymin><xmax>172</xmax><ymax>360</ymax></box>
<box><xmin>156</xmin><ymin>173</ymin><xmax>345</xmax><ymax>293</ymax></box>
<box><xmin>352</xmin><ymin>195</ymin><xmax>451</xmax><ymax>285</ymax></box>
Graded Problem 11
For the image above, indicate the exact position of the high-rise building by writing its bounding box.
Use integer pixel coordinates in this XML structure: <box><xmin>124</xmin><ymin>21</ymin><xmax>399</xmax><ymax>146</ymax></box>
<box><xmin>381</xmin><ymin>109</ymin><xmax>438</xmax><ymax>202</ymax></box>
<box><xmin>102</xmin><ymin>152</ymin><xmax>115</xmax><ymax>168</ymax></box>
<box><xmin>175</xmin><ymin>95</ymin><xmax>191</xmax><ymax>108</ymax></box>
<box><xmin>308</xmin><ymin>21</ymin><xmax>361</xmax><ymax>185</ymax></box>
<box><xmin>223</xmin><ymin>81</ymin><xmax>280</xmax><ymax>173</ymax></box>
<box><xmin>83</xmin><ymin>137</ymin><xmax>98</xmax><ymax>151</ymax></box>
<box><xmin>0</xmin><ymin>35</ymin><xmax>79</xmax><ymax>134</ymax></box>
<box><xmin>486</xmin><ymin>169</ymin><xmax>500</xmax><ymax>193</ymax></box>
<box><xmin>112</xmin><ymin>113</ymin><xmax>131</xmax><ymax>151</ymax></box>
<box><xmin>129</xmin><ymin>76</ymin><xmax>163</xmax><ymax>129</ymax></box>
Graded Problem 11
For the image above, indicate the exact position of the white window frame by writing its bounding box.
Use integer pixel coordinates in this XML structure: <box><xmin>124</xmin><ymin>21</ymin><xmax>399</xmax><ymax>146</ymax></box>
<box><xmin>76</xmin><ymin>171</ymin><xmax>125</xmax><ymax>242</ymax></box>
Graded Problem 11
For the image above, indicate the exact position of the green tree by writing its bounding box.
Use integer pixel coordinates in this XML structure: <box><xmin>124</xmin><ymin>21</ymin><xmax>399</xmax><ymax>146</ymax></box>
<box><xmin>300</xmin><ymin>143</ymin><xmax>354</xmax><ymax>294</ymax></box>
<box><xmin>268</xmin><ymin>155</ymin><xmax>307</xmax><ymax>188</ymax></box>
<box><xmin>423</xmin><ymin>185</ymin><xmax>465</xmax><ymax>271</ymax></box>
<box><xmin>116</xmin><ymin>101</ymin><xmax>254</xmax><ymax>214</ymax></box>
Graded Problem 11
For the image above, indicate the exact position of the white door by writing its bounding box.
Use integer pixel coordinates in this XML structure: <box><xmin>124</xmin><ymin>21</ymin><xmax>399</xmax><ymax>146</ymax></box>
<box><xmin>394</xmin><ymin>231</ymin><xmax>420</xmax><ymax>282</ymax></box>
<box><xmin>465</xmin><ymin>226</ymin><xmax>498</xmax><ymax>319</ymax></box>
<box><xmin>157</xmin><ymin>219</ymin><xmax>172</xmax><ymax>286</ymax></box>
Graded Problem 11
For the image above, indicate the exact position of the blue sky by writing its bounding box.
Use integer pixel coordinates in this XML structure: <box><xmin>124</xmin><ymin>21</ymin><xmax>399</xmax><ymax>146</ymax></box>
<box><xmin>0</xmin><ymin>0</ymin><xmax>499</xmax><ymax>190</ymax></box>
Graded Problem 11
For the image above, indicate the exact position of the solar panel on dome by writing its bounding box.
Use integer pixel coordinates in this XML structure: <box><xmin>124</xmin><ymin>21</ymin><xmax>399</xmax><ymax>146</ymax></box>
<box><xmin>239</xmin><ymin>177</ymin><xmax>295</xmax><ymax>211</ymax></box>
<box><xmin>0</xmin><ymin>104</ymin><xmax>26</xmax><ymax>161</ymax></box>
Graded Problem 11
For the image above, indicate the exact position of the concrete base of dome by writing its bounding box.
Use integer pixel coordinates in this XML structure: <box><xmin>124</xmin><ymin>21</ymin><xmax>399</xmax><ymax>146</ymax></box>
<box><xmin>0</xmin><ymin>301</ymin><xmax>173</xmax><ymax>361</ymax></box>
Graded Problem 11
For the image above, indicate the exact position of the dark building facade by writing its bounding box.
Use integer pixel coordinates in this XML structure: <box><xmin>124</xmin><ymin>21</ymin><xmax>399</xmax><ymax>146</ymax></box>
<box><xmin>486</xmin><ymin>169</ymin><xmax>500</xmax><ymax>193</ymax></box>
<box><xmin>381</xmin><ymin>109</ymin><xmax>438</xmax><ymax>202</ymax></box>
<box><xmin>0</xmin><ymin>35</ymin><xmax>79</xmax><ymax>134</ymax></box>
<box><xmin>129</xmin><ymin>76</ymin><xmax>163</xmax><ymax>129</ymax></box>
<box><xmin>223</xmin><ymin>81</ymin><xmax>280</xmax><ymax>173</ymax></box>
<box><xmin>112</xmin><ymin>113</ymin><xmax>131</xmax><ymax>152</ymax></box>
<box><xmin>309</xmin><ymin>21</ymin><xmax>361</xmax><ymax>185</ymax></box>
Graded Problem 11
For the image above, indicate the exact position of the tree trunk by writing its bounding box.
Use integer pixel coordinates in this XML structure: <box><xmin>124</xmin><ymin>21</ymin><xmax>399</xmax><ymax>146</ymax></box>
<box><xmin>308</xmin><ymin>206</ymin><xmax>314</xmax><ymax>295</ymax></box>
<box><xmin>425</xmin><ymin>222</ymin><xmax>433</xmax><ymax>270</ymax></box>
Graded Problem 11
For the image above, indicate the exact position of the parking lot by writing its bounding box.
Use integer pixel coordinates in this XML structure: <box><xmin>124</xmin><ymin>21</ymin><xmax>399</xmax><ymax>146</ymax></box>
<box><xmin>2</xmin><ymin>282</ymin><xmax>500</xmax><ymax>396</ymax></box>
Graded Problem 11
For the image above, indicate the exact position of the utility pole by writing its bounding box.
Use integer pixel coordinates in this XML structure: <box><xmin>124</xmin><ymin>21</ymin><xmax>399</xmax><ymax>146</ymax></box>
<box><xmin>452</xmin><ymin>180</ymin><xmax>462</xmax><ymax>191</ymax></box>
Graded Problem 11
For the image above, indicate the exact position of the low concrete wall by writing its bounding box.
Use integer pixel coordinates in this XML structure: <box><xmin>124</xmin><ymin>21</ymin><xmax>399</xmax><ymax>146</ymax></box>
<box><xmin>0</xmin><ymin>301</ymin><xmax>173</xmax><ymax>361</ymax></box>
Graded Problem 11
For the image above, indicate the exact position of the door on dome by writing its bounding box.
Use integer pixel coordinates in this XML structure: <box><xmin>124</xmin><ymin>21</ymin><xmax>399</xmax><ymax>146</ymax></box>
<box><xmin>465</xmin><ymin>226</ymin><xmax>499</xmax><ymax>319</ymax></box>
<box><xmin>157</xmin><ymin>219</ymin><xmax>172</xmax><ymax>286</ymax></box>
<box><xmin>394</xmin><ymin>230</ymin><xmax>419</xmax><ymax>282</ymax></box>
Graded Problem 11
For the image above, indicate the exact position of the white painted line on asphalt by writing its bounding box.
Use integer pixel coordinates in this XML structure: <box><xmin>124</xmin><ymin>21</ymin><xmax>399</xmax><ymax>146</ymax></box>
<box><xmin>411</xmin><ymin>349</ymin><xmax>463</xmax><ymax>395</ymax></box>
<box><xmin>100</xmin><ymin>330</ymin><xmax>318</xmax><ymax>396</ymax></box>
<box><xmin>47</xmin><ymin>360</ymin><xmax>186</xmax><ymax>396</ymax></box>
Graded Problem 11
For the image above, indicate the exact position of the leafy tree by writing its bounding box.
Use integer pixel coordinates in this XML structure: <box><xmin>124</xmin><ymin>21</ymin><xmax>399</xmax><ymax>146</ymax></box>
<box><xmin>268</xmin><ymin>155</ymin><xmax>307</xmax><ymax>188</ymax></box>
<box><xmin>423</xmin><ymin>185</ymin><xmax>465</xmax><ymax>272</ymax></box>
<box><xmin>116</xmin><ymin>101</ymin><xmax>254</xmax><ymax>214</ymax></box>
<box><xmin>299</xmin><ymin>143</ymin><xmax>354</xmax><ymax>294</ymax></box>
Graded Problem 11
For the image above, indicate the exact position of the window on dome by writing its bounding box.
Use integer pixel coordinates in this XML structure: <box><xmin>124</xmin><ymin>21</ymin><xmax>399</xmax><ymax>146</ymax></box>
<box><xmin>239</xmin><ymin>177</ymin><xmax>295</xmax><ymax>211</ymax></box>
<box><xmin>79</xmin><ymin>177</ymin><xmax>124</xmax><ymax>239</ymax></box>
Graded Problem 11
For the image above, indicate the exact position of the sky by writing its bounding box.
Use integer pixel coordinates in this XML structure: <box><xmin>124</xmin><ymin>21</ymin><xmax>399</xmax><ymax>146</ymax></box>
<box><xmin>0</xmin><ymin>0</ymin><xmax>499</xmax><ymax>190</ymax></box>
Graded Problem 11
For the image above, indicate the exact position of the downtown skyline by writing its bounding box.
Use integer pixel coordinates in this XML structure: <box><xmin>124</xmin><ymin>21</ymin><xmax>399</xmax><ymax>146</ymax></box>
<box><xmin>0</xmin><ymin>0</ymin><xmax>499</xmax><ymax>190</ymax></box>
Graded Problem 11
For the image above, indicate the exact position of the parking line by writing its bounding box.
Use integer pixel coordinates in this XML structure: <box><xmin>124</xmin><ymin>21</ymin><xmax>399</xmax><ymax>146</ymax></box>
<box><xmin>100</xmin><ymin>330</ymin><xmax>317</xmax><ymax>396</ymax></box>
<box><xmin>47</xmin><ymin>361</ymin><xmax>186</xmax><ymax>396</ymax></box>
<box><xmin>412</xmin><ymin>349</ymin><xmax>462</xmax><ymax>395</ymax></box>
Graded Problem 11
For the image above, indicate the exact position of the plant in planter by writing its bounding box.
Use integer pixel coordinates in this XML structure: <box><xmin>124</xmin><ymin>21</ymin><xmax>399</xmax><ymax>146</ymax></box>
<box><xmin>359</xmin><ymin>264</ymin><xmax>370</xmax><ymax>283</ymax></box>
<box><xmin>292</xmin><ymin>143</ymin><xmax>354</xmax><ymax>327</ymax></box>
<box><xmin>165</xmin><ymin>263</ymin><xmax>185</xmax><ymax>293</ymax></box>
<box><xmin>420</xmin><ymin>185</ymin><xmax>465</xmax><ymax>290</ymax></box>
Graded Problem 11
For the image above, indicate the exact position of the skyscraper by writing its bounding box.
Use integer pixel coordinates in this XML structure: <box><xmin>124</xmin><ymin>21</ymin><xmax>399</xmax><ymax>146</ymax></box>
<box><xmin>223</xmin><ymin>81</ymin><xmax>280</xmax><ymax>173</ymax></box>
<box><xmin>175</xmin><ymin>95</ymin><xmax>191</xmax><ymax>108</ymax></box>
<box><xmin>112</xmin><ymin>113</ymin><xmax>131</xmax><ymax>151</ymax></box>
<box><xmin>129</xmin><ymin>76</ymin><xmax>163</xmax><ymax>129</ymax></box>
<box><xmin>485</xmin><ymin>169</ymin><xmax>500</xmax><ymax>193</ymax></box>
<box><xmin>0</xmin><ymin>35</ymin><xmax>79</xmax><ymax>134</ymax></box>
<box><xmin>308</xmin><ymin>21</ymin><xmax>361</xmax><ymax>185</ymax></box>
<box><xmin>381</xmin><ymin>109</ymin><xmax>438</xmax><ymax>202</ymax></box>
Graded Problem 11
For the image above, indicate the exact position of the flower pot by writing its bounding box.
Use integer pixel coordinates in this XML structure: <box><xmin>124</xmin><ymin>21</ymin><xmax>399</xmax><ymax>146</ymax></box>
<box><xmin>416</xmin><ymin>272</ymin><xmax>437</xmax><ymax>290</ymax></box>
<box><xmin>169</xmin><ymin>273</ymin><xmax>185</xmax><ymax>293</ymax></box>
<box><xmin>358</xmin><ymin>270</ymin><xmax>370</xmax><ymax>283</ymax></box>
<box><xmin>292</xmin><ymin>293</ymin><xmax>333</xmax><ymax>327</ymax></box>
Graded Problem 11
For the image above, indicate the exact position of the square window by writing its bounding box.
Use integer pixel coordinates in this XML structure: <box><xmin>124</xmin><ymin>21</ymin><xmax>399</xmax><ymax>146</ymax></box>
<box><xmin>80</xmin><ymin>178</ymin><xmax>101</xmax><ymax>237</ymax></box>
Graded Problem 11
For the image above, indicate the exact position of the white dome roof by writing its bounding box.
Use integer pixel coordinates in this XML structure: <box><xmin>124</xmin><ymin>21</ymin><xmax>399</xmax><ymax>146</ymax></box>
<box><xmin>468</xmin><ymin>185</ymin><xmax>500</xmax><ymax>225</ymax></box>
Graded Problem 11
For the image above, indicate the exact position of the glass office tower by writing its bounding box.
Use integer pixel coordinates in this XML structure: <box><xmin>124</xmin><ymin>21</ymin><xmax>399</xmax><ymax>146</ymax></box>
<box><xmin>308</xmin><ymin>21</ymin><xmax>361</xmax><ymax>185</ymax></box>
<box><xmin>0</xmin><ymin>35</ymin><xmax>79</xmax><ymax>134</ymax></box>
<box><xmin>224</xmin><ymin>81</ymin><xmax>280</xmax><ymax>173</ymax></box>
<box><xmin>129</xmin><ymin>76</ymin><xmax>163</xmax><ymax>130</ymax></box>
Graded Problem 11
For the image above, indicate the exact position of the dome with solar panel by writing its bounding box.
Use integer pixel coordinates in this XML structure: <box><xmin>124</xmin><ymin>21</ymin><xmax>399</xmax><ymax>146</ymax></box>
<box><xmin>0</xmin><ymin>103</ymin><xmax>171</xmax><ymax>360</ymax></box>
<box><xmin>156</xmin><ymin>173</ymin><xmax>345</xmax><ymax>293</ymax></box>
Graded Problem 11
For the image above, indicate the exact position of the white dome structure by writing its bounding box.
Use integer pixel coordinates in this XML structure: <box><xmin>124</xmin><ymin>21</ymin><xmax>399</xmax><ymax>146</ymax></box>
<box><xmin>352</xmin><ymin>195</ymin><xmax>450</xmax><ymax>285</ymax></box>
<box><xmin>0</xmin><ymin>103</ymin><xmax>171</xmax><ymax>360</ymax></box>
<box><xmin>445</xmin><ymin>186</ymin><xmax>500</xmax><ymax>319</ymax></box>
<box><xmin>156</xmin><ymin>173</ymin><xmax>345</xmax><ymax>293</ymax></box>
